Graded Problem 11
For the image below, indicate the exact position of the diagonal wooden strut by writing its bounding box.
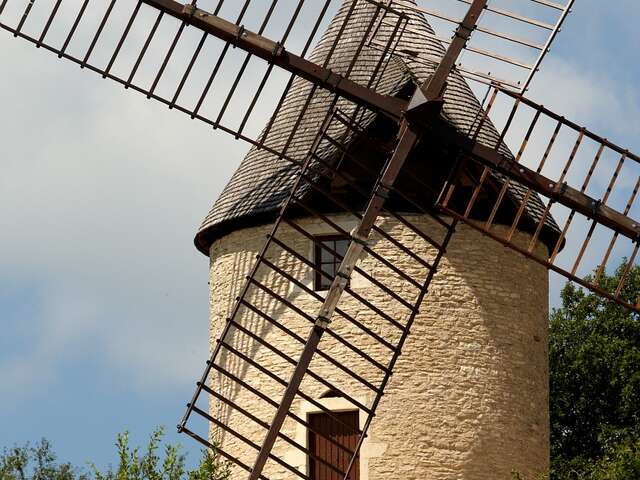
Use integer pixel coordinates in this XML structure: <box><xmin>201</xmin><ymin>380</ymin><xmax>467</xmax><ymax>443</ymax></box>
<box><xmin>176</xmin><ymin>101</ymin><xmax>458</xmax><ymax>478</ymax></box>
<box><xmin>245</xmin><ymin>119</ymin><xmax>420</xmax><ymax>480</ymax></box>
<box><xmin>247</xmin><ymin>2</ymin><xmax>487</xmax><ymax>479</ymax></box>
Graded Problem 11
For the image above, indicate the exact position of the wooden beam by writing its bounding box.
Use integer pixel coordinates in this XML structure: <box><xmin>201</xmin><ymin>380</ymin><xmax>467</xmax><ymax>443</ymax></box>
<box><xmin>421</xmin><ymin>0</ymin><xmax>487</xmax><ymax>100</ymax></box>
<box><xmin>140</xmin><ymin>0</ymin><xmax>405</xmax><ymax>118</ymax></box>
<box><xmin>437</xmin><ymin>121</ymin><xmax>640</xmax><ymax>241</ymax></box>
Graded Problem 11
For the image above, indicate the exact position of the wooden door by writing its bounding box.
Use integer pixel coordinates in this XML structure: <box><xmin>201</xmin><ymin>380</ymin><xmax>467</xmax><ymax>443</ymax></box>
<box><xmin>308</xmin><ymin>410</ymin><xmax>360</xmax><ymax>480</ymax></box>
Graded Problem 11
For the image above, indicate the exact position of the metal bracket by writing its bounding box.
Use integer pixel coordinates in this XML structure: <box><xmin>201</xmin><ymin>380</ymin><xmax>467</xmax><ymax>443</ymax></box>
<box><xmin>182</xmin><ymin>3</ymin><xmax>196</xmax><ymax>18</ymax></box>
<box><xmin>404</xmin><ymin>85</ymin><xmax>445</xmax><ymax>126</ymax></box>
<box><xmin>592</xmin><ymin>199</ymin><xmax>602</xmax><ymax>216</ymax></box>
<box><xmin>350</xmin><ymin>232</ymin><xmax>369</xmax><ymax>247</ymax></box>
<box><xmin>271</xmin><ymin>41</ymin><xmax>284</xmax><ymax>57</ymax></box>
<box><xmin>374</xmin><ymin>181</ymin><xmax>392</xmax><ymax>200</ymax></box>
<box><xmin>315</xmin><ymin>316</ymin><xmax>331</xmax><ymax>328</ymax></box>
<box><xmin>323</xmin><ymin>70</ymin><xmax>341</xmax><ymax>90</ymax></box>
<box><xmin>555</xmin><ymin>181</ymin><xmax>568</xmax><ymax>195</ymax></box>
<box><xmin>454</xmin><ymin>23</ymin><xmax>476</xmax><ymax>43</ymax></box>
<box><xmin>235</xmin><ymin>25</ymin><xmax>246</xmax><ymax>43</ymax></box>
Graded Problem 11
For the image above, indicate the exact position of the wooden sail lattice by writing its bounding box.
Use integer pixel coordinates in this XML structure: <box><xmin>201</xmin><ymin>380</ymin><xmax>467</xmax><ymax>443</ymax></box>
<box><xmin>368</xmin><ymin>0</ymin><xmax>575</xmax><ymax>92</ymax></box>
<box><xmin>180</xmin><ymin>106</ymin><xmax>457</xmax><ymax>478</ymax></box>
<box><xmin>438</xmin><ymin>85</ymin><xmax>640</xmax><ymax>311</ymax></box>
<box><xmin>2</xmin><ymin>1</ymin><xmax>640</xmax><ymax>479</ymax></box>
<box><xmin>0</xmin><ymin>0</ymin><xmax>408</xmax><ymax>155</ymax></box>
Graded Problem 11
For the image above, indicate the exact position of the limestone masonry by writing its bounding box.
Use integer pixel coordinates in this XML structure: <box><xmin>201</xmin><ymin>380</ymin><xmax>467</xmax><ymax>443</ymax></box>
<box><xmin>208</xmin><ymin>214</ymin><xmax>549</xmax><ymax>479</ymax></box>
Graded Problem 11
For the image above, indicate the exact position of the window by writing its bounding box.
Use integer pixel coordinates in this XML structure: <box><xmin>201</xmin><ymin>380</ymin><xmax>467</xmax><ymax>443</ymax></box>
<box><xmin>314</xmin><ymin>236</ymin><xmax>349</xmax><ymax>291</ymax></box>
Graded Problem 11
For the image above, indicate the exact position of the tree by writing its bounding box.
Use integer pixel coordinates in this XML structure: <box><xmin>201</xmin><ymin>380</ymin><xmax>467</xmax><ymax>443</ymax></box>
<box><xmin>550</xmin><ymin>261</ymin><xmax>640</xmax><ymax>479</ymax></box>
<box><xmin>0</xmin><ymin>427</ymin><xmax>230</xmax><ymax>480</ymax></box>
<box><xmin>0</xmin><ymin>439</ymin><xmax>82</xmax><ymax>480</ymax></box>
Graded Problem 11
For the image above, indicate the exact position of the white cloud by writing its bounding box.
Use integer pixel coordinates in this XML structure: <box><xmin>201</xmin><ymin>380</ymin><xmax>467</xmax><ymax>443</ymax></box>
<box><xmin>0</xmin><ymin>37</ymin><xmax>249</xmax><ymax>399</ymax></box>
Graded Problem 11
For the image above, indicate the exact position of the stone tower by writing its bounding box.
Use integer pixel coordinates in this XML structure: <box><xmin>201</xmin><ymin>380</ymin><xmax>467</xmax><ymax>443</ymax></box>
<box><xmin>194</xmin><ymin>1</ymin><xmax>559</xmax><ymax>479</ymax></box>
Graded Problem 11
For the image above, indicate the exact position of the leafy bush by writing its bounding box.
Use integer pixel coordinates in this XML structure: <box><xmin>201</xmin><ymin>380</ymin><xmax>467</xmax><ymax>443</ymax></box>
<box><xmin>0</xmin><ymin>427</ymin><xmax>230</xmax><ymax>480</ymax></box>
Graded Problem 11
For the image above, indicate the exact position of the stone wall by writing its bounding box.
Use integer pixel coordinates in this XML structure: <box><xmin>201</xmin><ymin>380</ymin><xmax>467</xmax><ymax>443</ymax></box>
<box><xmin>207</xmin><ymin>214</ymin><xmax>549</xmax><ymax>479</ymax></box>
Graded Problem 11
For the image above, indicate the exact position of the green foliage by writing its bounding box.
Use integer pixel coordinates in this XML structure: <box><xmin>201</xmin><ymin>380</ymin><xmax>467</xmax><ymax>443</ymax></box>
<box><xmin>186</xmin><ymin>450</ymin><xmax>230</xmax><ymax>480</ymax></box>
<box><xmin>0</xmin><ymin>439</ymin><xmax>83</xmax><ymax>480</ymax></box>
<box><xmin>1</xmin><ymin>428</ymin><xmax>229</xmax><ymax>480</ymax></box>
<box><xmin>550</xmin><ymin>261</ymin><xmax>640</xmax><ymax>480</ymax></box>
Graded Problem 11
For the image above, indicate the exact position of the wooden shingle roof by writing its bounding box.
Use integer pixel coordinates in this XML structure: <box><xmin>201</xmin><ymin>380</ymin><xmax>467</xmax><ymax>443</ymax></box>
<box><xmin>194</xmin><ymin>0</ymin><xmax>559</xmax><ymax>255</ymax></box>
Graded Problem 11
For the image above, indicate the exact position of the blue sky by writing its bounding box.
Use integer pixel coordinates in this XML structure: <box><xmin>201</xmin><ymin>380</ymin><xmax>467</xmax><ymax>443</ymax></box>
<box><xmin>1</xmin><ymin>0</ymin><xmax>639</xmax><ymax>473</ymax></box>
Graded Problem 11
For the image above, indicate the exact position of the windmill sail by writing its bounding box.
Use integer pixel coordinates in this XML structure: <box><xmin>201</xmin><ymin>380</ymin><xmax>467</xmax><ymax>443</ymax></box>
<box><xmin>0</xmin><ymin>0</ymin><xmax>406</xmax><ymax>154</ymax></box>
<box><xmin>0</xmin><ymin>0</ymin><xmax>573</xmax><ymax>150</ymax></box>
<box><xmin>368</xmin><ymin>0</ymin><xmax>574</xmax><ymax>92</ymax></box>
<box><xmin>438</xmin><ymin>85</ymin><xmax>640</xmax><ymax>312</ymax></box>
<box><xmin>181</xmin><ymin>106</ymin><xmax>457</xmax><ymax>478</ymax></box>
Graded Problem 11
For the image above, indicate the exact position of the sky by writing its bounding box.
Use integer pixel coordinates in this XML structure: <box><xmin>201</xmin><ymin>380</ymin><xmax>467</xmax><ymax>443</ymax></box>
<box><xmin>1</xmin><ymin>0</ymin><xmax>639</xmax><ymax>473</ymax></box>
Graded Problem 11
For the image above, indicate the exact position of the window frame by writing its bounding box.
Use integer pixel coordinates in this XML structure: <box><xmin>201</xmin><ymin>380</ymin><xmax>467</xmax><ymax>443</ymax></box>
<box><xmin>313</xmin><ymin>234</ymin><xmax>349</xmax><ymax>292</ymax></box>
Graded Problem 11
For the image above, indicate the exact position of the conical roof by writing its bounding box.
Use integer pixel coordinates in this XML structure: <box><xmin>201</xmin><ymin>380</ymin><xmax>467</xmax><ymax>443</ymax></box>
<box><xmin>194</xmin><ymin>0</ymin><xmax>558</xmax><ymax>255</ymax></box>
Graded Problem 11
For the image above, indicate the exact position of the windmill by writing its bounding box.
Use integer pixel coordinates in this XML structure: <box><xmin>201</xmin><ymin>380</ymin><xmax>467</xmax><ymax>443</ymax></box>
<box><xmin>2</xmin><ymin>0</ymin><xmax>638</xmax><ymax>479</ymax></box>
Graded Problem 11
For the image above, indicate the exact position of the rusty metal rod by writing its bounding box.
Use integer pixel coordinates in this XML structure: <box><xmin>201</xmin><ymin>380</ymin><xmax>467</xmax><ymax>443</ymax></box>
<box><xmin>14</xmin><ymin>0</ymin><xmax>35</xmax><ymax>36</ymax></box>
<box><xmin>125</xmin><ymin>10</ymin><xmax>164</xmax><ymax>87</ymax></box>
<box><xmin>571</xmin><ymin>154</ymin><xmax>637</xmax><ymax>278</ymax></box>
<box><xmin>148</xmin><ymin>21</ymin><xmax>187</xmax><ymax>97</ymax></box>
<box><xmin>531</xmin><ymin>129</ymin><xmax>584</xmax><ymax>255</ymax></box>
<box><xmin>214</xmin><ymin>0</ymin><xmax>278</xmax><ymax>124</ymax></box>
<box><xmin>81</xmin><ymin>0</ymin><xmax>116</xmax><ymax>68</ymax></box>
<box><xmin>104</xmin><ymin>1</ymin><xmax>141</xmax><ymax>77</ymax></box>
<box><xmin>595</xmin><ymin>176</ymin><xmax>640</xmax><ymax>285</ymax></box>
<box><xmin>505</xmin><ymin>119</ymin><xmax>561</xmax><ymax>243</ymax></box>
<box><xmin>615</xmin><ymin>242</ymin><xmax>640</xmax><ymax>298</ymax></box>
<box><xmin>192</xmin><ymin>0</ymin><xmax>251</xmax><ymax>118</ymax></box>
<box><xmin>485</xmin><ymin>109</ymin><xmax>542</xmax><ymax>230</ymax></box>
<box><xmin>59</xmin><ymin>0</ymin><xmax>89</xmax><ymax>57</ymax></box>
